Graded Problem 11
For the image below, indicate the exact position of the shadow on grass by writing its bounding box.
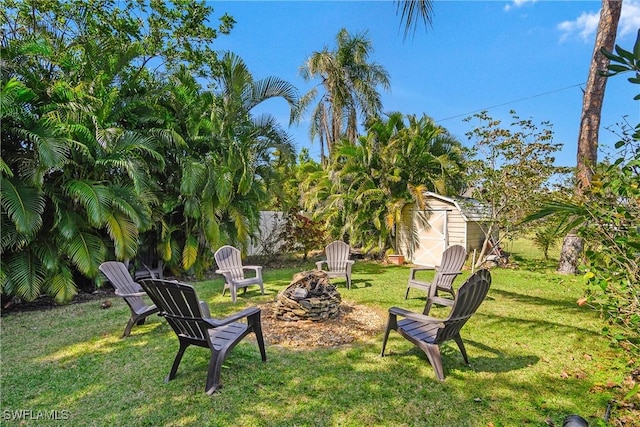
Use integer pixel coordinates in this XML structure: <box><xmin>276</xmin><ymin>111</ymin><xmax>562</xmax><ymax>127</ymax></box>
<box><xmin>490</xmin><ymin>287</ymin><xmax>585</xmax><ymax>310</ymax></box>
<box><xmin>2</xmin><ymin>259</ymin><xmax>623</xmax><ymax>426</ymax></box>
<box><xmin>510</xmin><ymin>254</ymin><xmax>560</xmax><ymax>272</ymax></box>
<box><xmin>355</xmin><ymin>261</ymin><xmax>399</xmax><ymax>275</ymax></box>
<box><xmin>384</xmin><ymin>340</ymin><xmax>539</xmax><ymax>376</ymax></box>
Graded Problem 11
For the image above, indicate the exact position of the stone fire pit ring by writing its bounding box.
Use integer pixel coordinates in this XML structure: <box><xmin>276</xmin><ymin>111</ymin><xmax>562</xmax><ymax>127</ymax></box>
<box><xmin>274</xmin><ymin>270</ymin><xmax>342</xmax><ymax>322</ymax></box>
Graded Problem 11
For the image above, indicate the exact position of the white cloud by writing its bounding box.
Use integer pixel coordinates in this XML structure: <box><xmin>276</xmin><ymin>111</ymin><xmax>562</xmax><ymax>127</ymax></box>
<box><xmin>618</xmin><ymin>0</ymin><xmax>640</xmax><ymax>38</ymax></box>
<box><xmin>504</xmin><ymin>0</ymin><xmax>538</xmax><ymax>12</ymax></box>
<box><xmin>558</xmin><ymin>10</ymin><xmax>600</xmax><ymax>42</ymax></box>
<box><xmin>558</xmin><ymin>0</ymin><xmax>640</xmax><ymax>42</ymax></box>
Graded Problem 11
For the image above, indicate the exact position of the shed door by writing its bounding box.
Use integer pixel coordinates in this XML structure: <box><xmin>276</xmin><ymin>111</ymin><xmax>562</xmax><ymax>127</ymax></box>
<box><xmin>413</xmin><ymin>210</ymin><xmax>449</xmax><ymax>266</ymax></box>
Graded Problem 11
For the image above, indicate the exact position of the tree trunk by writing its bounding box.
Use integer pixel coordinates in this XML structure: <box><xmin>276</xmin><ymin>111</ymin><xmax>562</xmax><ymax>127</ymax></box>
<box><xmin>557</xmin><ymin>234</ymin><xmax>584</xmax><ymax>274</ymax></box>
<box><xmin>559</xmin><ymin>0</ymin><xmax>622</xmax><ymax>274</ymax></box>
<box><xmin>575</xmin><ymin>0</ymin><xmax>622</xmax><ymax>191</ymax></box>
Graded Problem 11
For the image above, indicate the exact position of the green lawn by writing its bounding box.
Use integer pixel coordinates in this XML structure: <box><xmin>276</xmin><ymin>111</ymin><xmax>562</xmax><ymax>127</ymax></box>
<box><xmin>0</xmin><ymin>241</ymin><xmax>632</xmax><ymax>426</ymax></box>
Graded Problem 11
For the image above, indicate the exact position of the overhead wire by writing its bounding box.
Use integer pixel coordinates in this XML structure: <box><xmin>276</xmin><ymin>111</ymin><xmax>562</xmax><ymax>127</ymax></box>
<box><xmin>435</xmin><ymin>82</ymin><xmax>587</xmax><ymax>123</ymax></box>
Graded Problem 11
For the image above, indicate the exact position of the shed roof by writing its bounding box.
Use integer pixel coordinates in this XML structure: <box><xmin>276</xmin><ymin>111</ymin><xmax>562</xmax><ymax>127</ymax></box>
<box><xmin>424</xmin><ymin>192</ymin><xmax>492</xmax><ymax>222</ymax></box>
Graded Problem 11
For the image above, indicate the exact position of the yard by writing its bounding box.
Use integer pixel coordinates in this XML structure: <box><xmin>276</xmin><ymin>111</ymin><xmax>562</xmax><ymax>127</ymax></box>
<box><xmin>1</xmin><ymin>240</ymin><xmax>636</xmax><ymax>426</ymax></box>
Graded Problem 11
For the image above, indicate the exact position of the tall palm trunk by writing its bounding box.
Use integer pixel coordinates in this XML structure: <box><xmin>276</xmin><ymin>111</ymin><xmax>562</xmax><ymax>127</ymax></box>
<box><xmin>575</xmin><ymin>0</ymin><xmax>623</xmax><ymax>190</ymax></box>
<box><xmin>558</xmin><ymin>0</ymin><xmax>622</xmax><ymax>274</ymax></box>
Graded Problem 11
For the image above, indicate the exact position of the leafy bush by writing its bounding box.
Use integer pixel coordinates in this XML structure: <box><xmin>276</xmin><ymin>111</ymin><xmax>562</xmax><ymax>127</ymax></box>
<box><xmin>529</xmin><ymin>31</ymin><xmax>640</xmax><ymax>352</ymax></box>
<box><xmin>278</xmin><ymin>209</ymin><xmax>326</xmax><ymax>259</ymax></box>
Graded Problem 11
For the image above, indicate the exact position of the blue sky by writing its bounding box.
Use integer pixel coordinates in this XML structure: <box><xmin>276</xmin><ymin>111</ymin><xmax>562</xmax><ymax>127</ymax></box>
<box><xmin>210</xmin><ymin>0</ymin><xmax>639</xmax><ymax>167</ymax></box>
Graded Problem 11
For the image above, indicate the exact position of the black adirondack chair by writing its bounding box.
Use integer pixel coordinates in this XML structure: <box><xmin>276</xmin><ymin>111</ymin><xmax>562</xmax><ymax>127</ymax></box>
<box><xmin>382</xmin><ymin>269</ymin><xmax>491</xmax><ymax>381</ymax></box>
<box><xmin>139</xmin><ymin>278</ymin><xmax>267</xmax><ymax>395</ymax></box>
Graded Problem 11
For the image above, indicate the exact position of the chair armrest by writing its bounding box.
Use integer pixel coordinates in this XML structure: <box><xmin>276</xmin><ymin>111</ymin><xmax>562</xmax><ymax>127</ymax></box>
<box><xmin>439</xmin><ymin>271</ymin><xmax>462</xmax><ymax>277</ymax></box>
<box><xmin>345</xmin><ymin>260</ymin><xmax>355</xmax><ymax>274</ymax></box>
<box><xmin>316</xmin><ymin>260</ymin><xmax>327</xmax><ymax>270</ymax></box>
<box><xmin>409</xmin><ymin>266</ymin><xmax>436</xmax><ymax>280</ymax></box>
<box><xmin>242</xmin><ymin>265</ymin><xmax>263</xmax><ymax>280</ymax></box>
<box><xmin>215</xmin><ymin>269</ymin><xmax>234</xmax><ymax>280</ymax></box>
<box><xmin>115</xmin><ymin>289</ymin><xmax>147</xmax><ymax>298</ymax></box>
<box><xmin>388</xmin><ymin>306</ymin><xmax>445</xmax><ymax>326</ymax></box>
<box><xmin>204</xmin><ymin>307</ymin><xmax>261</xmax><ymax>328</ymax></box>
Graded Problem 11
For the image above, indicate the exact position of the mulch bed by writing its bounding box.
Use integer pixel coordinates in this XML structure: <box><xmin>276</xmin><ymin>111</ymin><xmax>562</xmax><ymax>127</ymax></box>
<box><xmin>258</xmin><ymin>299</ymin><xmax>386</xmax><ymax>348</ymax></box>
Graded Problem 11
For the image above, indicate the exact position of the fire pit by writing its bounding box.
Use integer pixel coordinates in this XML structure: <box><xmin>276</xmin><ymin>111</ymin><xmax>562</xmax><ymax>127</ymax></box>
<box><xmin>274</xmin><ymin>270</ymin><xmax>341</xmax><ymax>321</ymax></box>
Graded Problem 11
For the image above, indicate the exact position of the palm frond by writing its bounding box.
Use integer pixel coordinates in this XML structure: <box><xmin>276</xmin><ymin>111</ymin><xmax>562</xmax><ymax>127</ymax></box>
<box><xmin>201</xmin><ymin>200</ymin><xmax>221</xmax><ymax>247</ymax></box>
<box><xmin>395</xmin><ymin>0</ymin><xmax>433</xmax><ymax>40</ymax></box>
<box><xmin>47</xmin><ymin>264</ymin><xmax>77</xmax><ymax>304</ymax></box>
<box><xmin>0</xmin><ymin>177</ymin><xmax>45</xmax><ymax>237</ymax></box>
<box><xmin>104</xmin><ymin>211</ymin><xmax>139</xmax><ymax>260</ymax></box>
<box><xmin>180</xmin><ymin>160</ymin><xmax>207</xmax><ymax>195</ymax></box>
<box><xmin>64</xmin><ymin>180</ymin><xmax>110</xmax><ymax>227</ymax></box>
<box><xmin>63</xmin><ymin>230</ymin><xmax>106</xmax><ymax>276</ymax></box>
<box><xmin>4</xmin><ymin>251</ymin><xmax>48</xmax><ymax>301</ymax></box>
<box><xmin>245</xmin><ymin>76</ymin><xmax>299</xmax><ymax>112</ymax></box>
<box><xmin>182</xmin><ymin>234</ymin><xmax>199</xmax><ymax>270</ymax></box>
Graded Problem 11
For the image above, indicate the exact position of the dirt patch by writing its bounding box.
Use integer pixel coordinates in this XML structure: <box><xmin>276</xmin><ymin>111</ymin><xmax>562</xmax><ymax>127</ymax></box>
<box><xmin>258</xmin><ymin>300</ymin><xmax>386</xmax><ymax>348</ymax></box>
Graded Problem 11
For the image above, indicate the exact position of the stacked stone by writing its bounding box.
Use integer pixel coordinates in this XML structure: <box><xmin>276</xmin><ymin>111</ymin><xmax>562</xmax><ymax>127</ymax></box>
<box><xmin>274</xmin><ymin>270</ymin><xmax>342</xmax><ymax>321</ymax></box>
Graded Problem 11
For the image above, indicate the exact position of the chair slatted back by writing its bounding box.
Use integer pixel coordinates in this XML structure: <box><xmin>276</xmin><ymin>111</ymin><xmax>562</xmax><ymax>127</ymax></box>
<box><xmin>325</xmin><ymin>241</ymin><xmax>351</xmax><ymax>271</ymax></box>
<box><xmin>435</xmin><ymin>269</ymin><xmax>491</xmax><ymax>343</ymax></box>
<box><xmin>432</xmin><ymin>245</ymin><xmax>467</xmax><ymax>290</ymax></box>
<box><xmin>141</xmin><ymin>279</ymin><xmax>210</xmax><ymax>342</ymax></box>
<box><xmin>99</xmin><ymin>261</ymin><xmax>147</xmax><ymax>312</ymax></box>
<box><xmin>214</xmin><ymin>246</ymin><xmax>245</xmax><ymax>281</ymax></box>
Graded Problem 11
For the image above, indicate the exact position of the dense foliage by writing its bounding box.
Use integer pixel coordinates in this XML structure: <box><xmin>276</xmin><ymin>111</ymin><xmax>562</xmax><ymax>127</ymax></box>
<box><xmin>301</xmin><ymin>112</ymin><xmax>468</xmax><ymax>256</ymax></box>
<box><xmin>464</xmin><ymin>111</ymin><xmax>567</xmax><ymax>266</ymax></box>
<box><xmin>0</xmin><ymin>0</ymin><xmax>298</xmax><ymax>301</ymax></box>
<box><xmin>278</xmin><ymin>209</ymin><xmax>326</xmax><ymax>260</ymax></box>
<box><xmin>528</xmin><ymin>31</ymin><xmax>640</xmax><ymax>349</ymax></box>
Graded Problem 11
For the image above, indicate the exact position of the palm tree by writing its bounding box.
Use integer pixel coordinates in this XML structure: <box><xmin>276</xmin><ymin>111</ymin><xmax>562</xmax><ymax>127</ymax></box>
<box><xmin>297</xmin><ymin>28</ymin><xmax>390</xmax><ymax>165</ymax></box>
<box><xmin>394</xmin><ymin>0</ymin><xmax>434</xmax><ymax>39</ymax></box>
<box><xmin>1</xmin><ymin>26</ymin><xmax>164</xmax><ymax>302</ymax></box>
<box><xmin>156</xmin><ymin>52</ymin><xmax>298</xmax><ymax>274</ymax></box>
<box><xmin>304</xmin><ymin>112</ymin><xmax>466</xmax><ymax>256</ymax></box>
<box><xmin>576</xmin><ymin>0</ymin><xmax>623</xmax><ymax>190</ymax></box>
<box><xmin>558</xmin><ymin>0</ymin><xmax>622</xmax><ymax>274</ymax></box>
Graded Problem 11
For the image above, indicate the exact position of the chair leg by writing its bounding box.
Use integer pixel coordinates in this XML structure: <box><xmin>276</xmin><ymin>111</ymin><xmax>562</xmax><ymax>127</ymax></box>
<box><xmin>420</xmin><ymin>342</ymin><xmax>445</xmax><ymax>381</ymax></box>
<box><xmin>404</xmin><ymin>287</ymin><xmax>410</xmax><ymax>300</ymax></box>
<box><xmin>205</xmin><ymin>349</ymin><xmax>226</xmax><ymax>395</ymax></box>
<box><xmin>425</xmin><ymin>283</ymin><xmax>438</xmax><ymax>314</ymax></box>
<box><xmin>453</xmin><ymin>335</ymin><xmax>469</xmax><ymax>364</ymax></box>
<box><xmin>230</xmin><ymin>285</ymin><xmax>237</xmax><ymax>303</ymax></box>
<box><xmin>380</xmin><ymin>314</ymin><xmax>397</xmax><ymax>356</ymax></box>
<box><xmin>249</xmin><ymin>313</ymin><xmax>267</xmax><ymax>362</ymax></box>
<box><xmin>122</xmin><ymin>316</ymin><xmax>137</xmax><ymax>338</ymax></box>
<box><xmin>166</xmin><ymin>341</ymin><xmax>188</xmax><ymax>382</ymax></box>
<box><xmin>424</xmin><ymin>298</ymin><xmax>434</xmax><ymax>315</ymax></box>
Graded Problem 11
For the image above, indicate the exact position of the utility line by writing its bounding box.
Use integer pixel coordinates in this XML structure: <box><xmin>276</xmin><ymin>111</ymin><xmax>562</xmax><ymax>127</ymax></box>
<box><xmin>435</xmin><ymin>82</ymin><xmax>586</xmax><ymax>122</ymax></box>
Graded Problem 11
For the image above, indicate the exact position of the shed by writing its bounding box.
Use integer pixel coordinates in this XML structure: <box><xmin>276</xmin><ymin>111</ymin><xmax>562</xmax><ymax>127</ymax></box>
<box><xmin>396</xmin><ymin>192</ymin><xmax>493</xmax><ymax>266</ymax></box>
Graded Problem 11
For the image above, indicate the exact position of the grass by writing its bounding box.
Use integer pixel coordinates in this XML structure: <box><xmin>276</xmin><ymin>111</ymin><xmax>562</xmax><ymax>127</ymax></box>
<box><xmin>0</xmin><ymin>240</ymin><xmax>634</xmax><ymax>426</ymax></box>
